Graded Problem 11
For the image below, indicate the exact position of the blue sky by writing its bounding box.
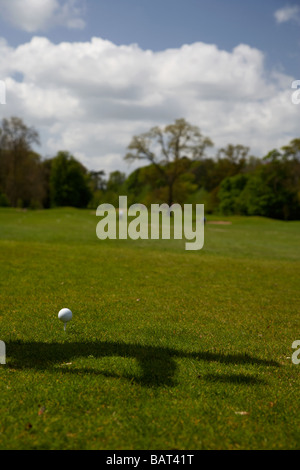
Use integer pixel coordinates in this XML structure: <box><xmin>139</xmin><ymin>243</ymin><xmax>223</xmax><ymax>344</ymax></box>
<box><xmin>1</xmin><ymin>0</ymin><xmax>299</xmax><ymax>76</ymax></box>
<box><xmin>67</xmin><ymin>0</ymin><xmax>299</xmax><ymax>77</ymax></box>
<box><xmin>0</xmin><ymin>0</ymin><xmax>299</xmax><ymax>173</ymax></box>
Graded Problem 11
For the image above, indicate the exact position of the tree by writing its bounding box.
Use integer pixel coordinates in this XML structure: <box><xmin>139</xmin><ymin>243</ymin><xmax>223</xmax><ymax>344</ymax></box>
<box><xmin>50</xmin><ymin>151</ymin><xmax>92</xmax><ymax>208</ymax></box>
<box><xmin>123</xmin><ymin>167</ymin><xmax>152</xmax><ymax>205</ymax></box>
<box><xmin>281</xmin><ymin>138</ymin><xmax>300</xmax><ymax>161</ymax></box>
<box><xmin>0</xmin><ymin>116</ymin><xmax>40</xmax><ymax>153</ymax></box>
<box><xmin>217</xmin><ymin>144</ymin><xmax>250</xmax><ymax>164</ymax></box>
<box><xmin>97</xmin><ymin>170</ymin><xmax>127</xmax><ymax>207</ymax></box>
<box><xmin>191</xmin><ymin>144</ymin><xmax>251</xmax><ymax>200</ymax></box>
<box><xmin>106</xmin><ymin>171</ymin><xmax>126</xmax><ymax>193</ymax></box>
<box><xmin>218</xmin><ymin>144</ymin><xmax>300</xmax><ymax>220</ymax></box>
<box><xmin>0</xmin><ymin>117</ymin><xmax>44</xmax><ymax>207</ymax></box>
<box><xmin>124</xmin><ymin>118</ymin><xmax>213</xmax><ymax>205</ymax></box>
<box><xmin>87</xmin><ymin>170</ymin><xmax>107</xmax><ymax>209</ymax></box>
<box><xmin>89</xmin><ymin>170</ymin><xmax>107</xmax><ymax>192</ymax></box>
<box><xmin>218</xmin><ymin>174</ymin><xmax>249</xmax><ymax>215</ymax></box>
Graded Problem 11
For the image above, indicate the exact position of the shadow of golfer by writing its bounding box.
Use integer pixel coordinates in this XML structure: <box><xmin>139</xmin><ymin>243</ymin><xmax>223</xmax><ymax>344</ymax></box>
<box><xmin>6</xmin><ymin>340</ymin><xmax>279</xmax><ymax>387</ymax></box>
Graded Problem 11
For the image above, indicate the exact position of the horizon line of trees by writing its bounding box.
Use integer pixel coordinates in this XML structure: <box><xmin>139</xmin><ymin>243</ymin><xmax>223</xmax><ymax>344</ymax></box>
<box><xmin>0</xmin><ymin>116</ymin><xmax>299</xmax><ymax>220</ymax></box>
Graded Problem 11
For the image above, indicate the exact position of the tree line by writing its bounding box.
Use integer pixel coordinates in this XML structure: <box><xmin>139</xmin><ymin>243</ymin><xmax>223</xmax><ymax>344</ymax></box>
<box><xmin>0</xmin><ymin>116</ymin><xmax>299</xmax><ymax>220</ymax></box>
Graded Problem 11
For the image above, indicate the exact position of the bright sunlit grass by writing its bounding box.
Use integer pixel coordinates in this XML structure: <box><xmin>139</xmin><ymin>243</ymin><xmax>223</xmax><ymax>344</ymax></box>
<box><xmin>0</xmin><ymin>208</ymin><xmax>299</xmax><ymax>449</ymax></box>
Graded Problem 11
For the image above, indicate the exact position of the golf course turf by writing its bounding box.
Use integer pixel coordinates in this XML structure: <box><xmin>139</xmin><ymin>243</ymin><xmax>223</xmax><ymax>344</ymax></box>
<box><xmin>0</xmin><ymin>208</ymin><xmax>299</xmax><ymax>449</ymax></box>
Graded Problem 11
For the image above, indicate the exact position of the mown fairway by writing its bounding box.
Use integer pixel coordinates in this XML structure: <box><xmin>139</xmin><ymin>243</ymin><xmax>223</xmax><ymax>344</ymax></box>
<box><xmin>0</xmin><ymin>208</ymin><xmax>299</xmax><ymax>450</ymax></box>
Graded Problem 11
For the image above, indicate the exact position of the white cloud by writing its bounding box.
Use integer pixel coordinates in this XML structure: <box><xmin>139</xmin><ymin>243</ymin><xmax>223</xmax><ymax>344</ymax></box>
<box><xmin>274</xmin><ymin>5</ymin><xmax>300</xmax><ymax>24</ymax></box>
<box><xmin>0</xmin><ymin>36</ymin><xmax>298</xmax><ymax>174</ymax></box>
<box><xmin>0</xmin><ymin>0</ymin><xmax>85</xmax><ymax>32</ymax></box>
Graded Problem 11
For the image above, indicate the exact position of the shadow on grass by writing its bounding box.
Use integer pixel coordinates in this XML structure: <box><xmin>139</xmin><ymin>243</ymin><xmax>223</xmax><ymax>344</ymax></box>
<box><xmin>6</xmin><ymin>340</ymin><xmax>279</xmax><ymax>388</ymax></box>
<box><xmin>203</xmin><ymin>373</ymin><xmax>266</xmax><ymax>385</ymax></box>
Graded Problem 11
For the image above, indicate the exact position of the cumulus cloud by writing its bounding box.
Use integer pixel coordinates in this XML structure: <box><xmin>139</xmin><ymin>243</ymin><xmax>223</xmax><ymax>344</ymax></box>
<box><xmin>274</xmin><ymin>5</ymin><xmax>300</xmax><ymax>24</ymax></box>
<box><xmin>0</xmin><ymin>36</ymin><xmax>298</xmax><ymax>173</ymax></box>
<box><xmin>0</xmin><ymin>0</ymin><xmax>85</xmax><ymax>32</ymax></box>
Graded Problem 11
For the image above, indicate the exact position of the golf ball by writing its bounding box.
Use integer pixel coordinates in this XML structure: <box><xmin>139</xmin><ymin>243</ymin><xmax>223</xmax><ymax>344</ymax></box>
<box><xmin>58</xmin><ymin>308</ymin><xmax>73</xmax><ymax>323</ymax></box>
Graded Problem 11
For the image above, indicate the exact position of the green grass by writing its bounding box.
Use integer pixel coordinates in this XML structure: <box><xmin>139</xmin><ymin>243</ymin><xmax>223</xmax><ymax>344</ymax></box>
<box><xmin>0</xmin><ymin>207</ymin><xmax>300</xmax><ymax>449</ymax></box>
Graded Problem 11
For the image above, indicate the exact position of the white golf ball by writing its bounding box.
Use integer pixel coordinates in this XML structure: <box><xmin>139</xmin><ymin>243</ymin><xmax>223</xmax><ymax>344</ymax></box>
<box><xmin>58</xmin><ymin>308</ymin><xmax>73</xmax><ymax>323</ymax></box>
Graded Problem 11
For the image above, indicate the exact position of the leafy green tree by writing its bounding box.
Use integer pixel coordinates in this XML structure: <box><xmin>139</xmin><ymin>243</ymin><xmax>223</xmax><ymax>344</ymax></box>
<box><xmin>281</xmin><ymin>138</ymin><xmax>300</xmax><ymax>161</ymax></box>
<box><xmin>87</xmin><ymin>170</ymin><xmax>107</xmax><ymax>209</ymax></box>
<box><xmin>239</xmin><ymin>172</ymin><xmax>277</xmax><ymax>217</ymax></box>
<box><xmin>106</xmin><ymin>171</ymin><xmax>126</xmax><ymax>193</ymax></box>
<box><xmin>123</xmin><ymin>167</ymin><xmax>153</xmax><ymax>205</ymax></box>
<box><xmin>50</xmin><ymin>151</ymin><xmax>92</xmax><ymax>208</ymax></box>
<box><xmin>218</xmin><ymin>174</ymin><xmax>249</xmax><ymax>215</ymax></box>
<box><xmin>191</xmin><ymin>144</ymin><xmax>250</xmax><ymax>200</ymax></box>
<box><xmin>125</xmin><ymin>118</ymin><xmax>213</xmax><ymax>205</ymax></box>
<box><xmin>0</xmin><ymin>192</ymin><xmax>9</xmax><ymax>207</ymax></box>
<box><xmin>89</xmin><ymin>170</ymin><xmax>107</xmax><ymax>192</ymax></box>
<box><xmin>217</xmin><ymin>144</ymin><xmax>250</xmax><ymax>164</ymax></box>
<box><xmin>218</xmin><ymin>140</ymin><xmax>300</xmax><ymax>220</ymax></box>
<box><xmin>101</xmin><ymin>170</ymin><xmax>126</xmax><ymax>206</ymax></box>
